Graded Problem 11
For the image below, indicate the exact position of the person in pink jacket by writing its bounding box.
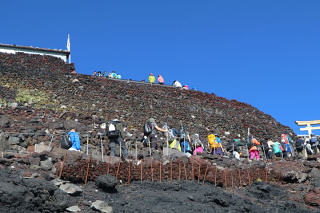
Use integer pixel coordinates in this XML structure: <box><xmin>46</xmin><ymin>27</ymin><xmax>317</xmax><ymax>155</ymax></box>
<box><xmin>158</xmin><ymin>74</ymin><xmax>164</xmax><ymax>85</ymax></box>
<box><xmin>193</xmin><ymin>142</ymin><xmax>204</xmax><ymax>156</ymax></box>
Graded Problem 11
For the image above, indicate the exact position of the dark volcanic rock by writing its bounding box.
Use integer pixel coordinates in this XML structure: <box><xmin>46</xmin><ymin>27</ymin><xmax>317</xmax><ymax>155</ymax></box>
<box><xmin>0</xmin><ymin>168</ymin><xmax>70</xmax><ymax>212</ymax></box>
<box><xmin>0</xmin><ymin>115</ymin><xmax>10</xmax><ymax>128</ymax></box>
<box><xmin>95</xmin><ymin>174</ymin><xmax>118</xmax><ymax>193</ymax></box>
<box><xmin>305</xmin><ymin>188</ymin><xmax>320</xmax><ymax>206</ymax></box>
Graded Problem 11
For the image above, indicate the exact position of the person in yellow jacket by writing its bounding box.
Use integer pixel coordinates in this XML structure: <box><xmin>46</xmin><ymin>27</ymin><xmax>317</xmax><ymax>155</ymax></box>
<box><xmin>208</xmin><ymin>134</ymin><xmax>224</xmax><ymax>155</ymax></box>
<box><xmin>148</xmin><ymin>73</ymin><xmax>155</xmax><ymax>83</ymax></box>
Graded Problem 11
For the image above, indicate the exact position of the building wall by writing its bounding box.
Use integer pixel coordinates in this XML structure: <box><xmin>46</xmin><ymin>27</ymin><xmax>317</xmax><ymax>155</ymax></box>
<box><xmin>0</xmin><ymin>46</ymin><xmax>68</xmax><ymax>62</ymax></box>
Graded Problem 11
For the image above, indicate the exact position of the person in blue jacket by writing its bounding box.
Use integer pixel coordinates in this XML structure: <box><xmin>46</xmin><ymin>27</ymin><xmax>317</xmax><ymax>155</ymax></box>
<box><xmin>67</xmin><ymin>129</ymin><xmax>81</xmax><ymax>151</ymax></box>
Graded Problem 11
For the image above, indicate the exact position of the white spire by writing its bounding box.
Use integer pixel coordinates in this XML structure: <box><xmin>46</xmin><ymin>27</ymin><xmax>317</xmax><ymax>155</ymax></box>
<box><xmin>66</xmin><ymin>33</ymin><xmax>71</xmax><ymax>63</ymax></box>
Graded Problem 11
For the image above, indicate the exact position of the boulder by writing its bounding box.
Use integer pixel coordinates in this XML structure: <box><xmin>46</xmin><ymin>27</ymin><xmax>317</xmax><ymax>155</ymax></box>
<box><xmin>304</xmin><ymin>188</ymin><xmax>320</xmax><ymax>206</ymax></box>
<box><xmin>163</xmin><ymin>147</ymin><xmax>189</xmax><ymax>158</ymax></box>
<box><xmin>66</xmin><ymin>205</ymin><xmax>81</xmax><ymax>212</ymax></box>
<box><xmin>91</xmin><ymin>200</ymin><xmax>113</xmax><ymax>213</ymax></box>
<box><xmin>282</xmin><ymin>170</ymin><xmax>307</xmax><ymax>183</ymax></box>
<box><xmin>7</xmin><ymin>136</ymin><xmax>20</xmax><ymax>145</ymax></box>
<box><xmin>0</xmin><ymin>115</ymin><xmax>10</xmax><ymax>128</ymax></box>
<box><xmin>95</xmin><ymin>175</ymin><xmax>117</xmax><ymax>193</ymax></box>
<box><xmin>309</xmin><ymin>168</ymin><xmax>320</xmax><ymax>187</ymax></box>
<box><xmin>40</xmin><ymin>158</ymin><xmax>53</xmax><ymax>171</ymax></box>
<box><xmin>59</xmin><ymin>183</ymin><xmax>82</xmax><ymax>196</ymax></box>
<box><xmin>0</xmin><ymin>133</ymin><xmax>8</xmax><ymax>152</ymax></box>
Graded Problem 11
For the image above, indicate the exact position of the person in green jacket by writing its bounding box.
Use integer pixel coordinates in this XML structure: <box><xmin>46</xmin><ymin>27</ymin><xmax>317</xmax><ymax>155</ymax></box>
<box><xmin>272</xmin><ymin>141</ymin><xmax>283</xmax><ymax>158</ymax></box>
<box><xmin>148</xmin><ymin>73</ymin><xmax>155</xmax><ymax>83</ymax></box>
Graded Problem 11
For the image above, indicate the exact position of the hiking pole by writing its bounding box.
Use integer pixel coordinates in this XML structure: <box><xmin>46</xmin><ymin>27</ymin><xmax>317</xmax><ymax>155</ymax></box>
<box><xmin>86</xmin><ymin>135</ymin><xmax>89</xmax><ymax>155</ymax></box>
<box><xmin>148</xmin><ymin>137</ymin><xmax>151</xmax><ymax>156</ymax></box>
<box><xmin>261</xmin><ymin>145</ymin><xmax>267</xmax><ymax>160</ymax></box>
<box><xmin>246</xmin><ymin>128</ymin><xmax>250</xmax><ymax>162</ymax></box>
<box><xmin>135</xmin><ymin>140</ymin><xmax>138</xmax><ymax>160</ymax></box>
<box><xmin>99</xmin><ymin>133</ymin><xmax>104</xmax><ymax>162</ymax></box>
<box><xmin>128</xmin><ymin>140</ymin><xmax>131</xmax><ymax>159</ymax></box>
<box><xmin>232</xmin><ymin>140</ymin><xmax>235</xmax><ymax>159</ymax></box>
<box><xmin>165</xmin><ymin>122</ymin><xmax>169</xmax><ymax>156</ymax></box>
<box><xmin>120</xmin><ymin>140</ymin><xmax>122</xmax><ymax>158</ymax></box>
<box><xmin>47</xmin><ymin>134</ymin><xmax>54</xmax><ymax>152</ymax></box>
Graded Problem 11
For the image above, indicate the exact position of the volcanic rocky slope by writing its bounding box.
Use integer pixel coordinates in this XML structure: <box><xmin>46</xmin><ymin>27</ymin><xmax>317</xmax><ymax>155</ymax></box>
<box><xmin>0</xmin><ymin>52</ymin><xmax>293</xmax><ymax>143</ymax></box>
<box><xmin>0</xmin><ymin>53</ymin><xmax>320</xmax><ymax>213</ymax></box>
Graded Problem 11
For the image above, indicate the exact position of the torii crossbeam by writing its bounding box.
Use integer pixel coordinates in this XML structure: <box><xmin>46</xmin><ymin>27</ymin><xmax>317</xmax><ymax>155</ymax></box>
<box><xmin>295</xmin><ymin>120</ymin><xmax>320</xmax><ymax>137</ymax></box>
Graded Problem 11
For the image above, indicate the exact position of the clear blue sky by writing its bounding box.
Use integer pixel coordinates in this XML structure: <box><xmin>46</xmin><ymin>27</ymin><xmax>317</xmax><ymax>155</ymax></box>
<box><xmin>1</xmin><ymin>0</ymin><xmax>319</xmax><ymax>135</ymax></box>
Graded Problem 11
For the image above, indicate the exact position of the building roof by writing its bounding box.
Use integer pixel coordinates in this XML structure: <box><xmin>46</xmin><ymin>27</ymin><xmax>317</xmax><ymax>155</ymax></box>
<box><xmin>0</xmin><ymin>43</ymin><xmax>70</xmax><ymax>56</ymax></box>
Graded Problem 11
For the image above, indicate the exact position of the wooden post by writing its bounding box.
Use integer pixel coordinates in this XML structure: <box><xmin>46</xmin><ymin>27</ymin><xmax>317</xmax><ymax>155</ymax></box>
<box><xmin>265</xmin><ymin>168</ymin><xmax>268</xmax><ymax>182</ymax></box>
<box><xmin>128</xmin><ymin>162</ymin><xmax>131</xmax><ymax>184</ymax></box>
<box><xmin>170</xmin><ymin>160</ymin><xmax>173</xmax><ymax>181</ymax></box>
<box><xmin>279</xmin><ymin>170</ymin><xmax>282</xmax><ymax>183</ymax></box>
<box><xmin>203</xmin><ymin>164</ymin><xmax>209</xmax><ymax>183</ymax></box>
<box><xmin>140</xmin><ymin>161</ymin><xmax>143</xmax><ymax>182</ymax></box>
<box><xmin>107</xmin><ymin>163</ymin><xmax>110</xmax><ymax>174</ymax></box>
<box><xmin>231</xmin><ymin>171</ymin><xmax>234</xmax><ymax>189</ymax></box>
<box><xmin>85</xmin><ymin>157</ymin><xmax>91</xmax><ymax>185</ymax></box>
<box><xmin>178</xmin><ymin>162</ymin><xmax>181</xmax><ymax>181</ymax></box>
<box><xmin>192</xmin><ymin>163</ymin><xmax>194</xmax><ymax>181</ymax></box>
<box><xmin>238</xmin><ymin>169</ymin><xmax>241</xmax><ymax>187</ymax></box>
<box><xmin>184</xmin><ymin>161</ymin><xmax>187</xmax><ymax>180</ymax></box>
<box><xmin>151</xmin><ymin>160</ymin><xmax>154</xmax><ymax>182</ymax></box>
<box><xmin>116</xmin><ymin>162</ymin><xmax>121</xmax><ymax>180</ymax></box>
<box><xmin>214</xmin><ymin>166</ymin><xmax>217</xmax><ymax>186</ymax></box>
<box><xmin>159</xmin><ymin>161</ymin><xmax>162</xmax><ymax>182</ymax></box>
<box><xmin>59</xmin><ymin>152</ymin><xmax>67</xmax><ymax>179</ymax></box>
<box><xmin>247</xmin><ymin>170</ymin><xmax>251</xmax><ymax>186</ymax></box>
<box><xmin>198</xmin><ymin>164</ymin><xmax>201</xmax><ymax>182</ymax></box>
<box><xmin>224</xmin><ymin>170</ymin><xmax>227</xmax><ymax>188</ymax></box>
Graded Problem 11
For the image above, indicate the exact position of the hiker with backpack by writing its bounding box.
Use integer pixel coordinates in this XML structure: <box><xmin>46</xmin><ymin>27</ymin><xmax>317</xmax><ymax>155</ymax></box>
<box><xmin>193</xmin><ymin>140</ymin><xmax>204</xmax><ymax>156</ymax></box>
<box><xmin>191</xmin><ymin>133</ymin><xmax>204</xmax><ymax>150</ymax></box>
<box><xmin>208</xmin><ymin>134</ymin><xmax>224</xmax><ymax>155</ymax></box>
<box><xmin>272</xmin><ymin>141</ymin><xmax>284</xmax><ymax>158</ymax></box>
<box><xmin>106</xmin><ymin>119</ymin><xmax>128</xmax><ymax>159</ymax></box>
<box><xmin>67</xmin><ymin>129</ymin><xmax>81</xmax><ymax>152</ymax></box>
<box><xmin>249</xmin><ymin>138</ymin><xmax>261</xmax><ymax>160</ymax></box>
<box><xmin>310</xmin><ymin>134</ymin><xmax>319</xmax><ymax>154</ymax></box>
<box><xmin>226</xmin><ymin>138</ymin><xmax>246</xmax><ymax>160</ymax></box>
<box><xmin>295</xmin><ymin>137</ymin><xmax>307</xmax><ymax>159</ymax></box>
<box><xmin>168</xmin><ymin>128</ymin><xmax>182</xmax><ymax>151</ymax></box>
<box><xmin>144</xmin><ymin>118</ymin><xmax>167</xmax><ymax>151</ymax></box>
<box><xmin>281</xmin><ymin>133</ymin><xmax>293</xmax><ymax>158</ymax></box>
<box><xmin>173</xmin><ymin>80</ymin><xmax>182</xmax><ymax>88</ymax></box>
<box><xmin>266</xmin><ymin>139</ymin><xmax>275</xmax><ymax>159</ymax></box>
<box><xmin>179</xmin><ymin>128</ymin><xmax>192</xmax><ymax>154</ymax></box>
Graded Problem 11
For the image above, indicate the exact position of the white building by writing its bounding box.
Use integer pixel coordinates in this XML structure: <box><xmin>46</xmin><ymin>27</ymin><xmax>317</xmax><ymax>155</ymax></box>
<box><xmin>0</xmin><ymin>43</ymin><xmax>70</xmax><ymax>63</ymax></box>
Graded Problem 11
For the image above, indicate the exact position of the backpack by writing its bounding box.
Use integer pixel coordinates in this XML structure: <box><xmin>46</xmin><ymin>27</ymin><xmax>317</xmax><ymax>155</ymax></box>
<box><xmin>106</xmin><ymin>121</ymin><xmax>121</xmax><ymax>138</ymax></box>
<box><xmin>295</xmin><ymin>139</ymin><xmax>304</xmax><ymax>151</ymax></box>
<box><xmin>168</xmin><ymin>129</ymin><xmax>177</xmax><ymax>142</ymax></box>
<box><xmin>310</xmin><ymin>136</ymin><xmax>318</xmax><ymax>145</ymax></box>
<box><xmin>181</xmin><ymin>141</ymin><xmax>191</xmax><ymax>153</ymax></box>
<box><xmin>169</xmin><ymin>139</ymin><xmax>181</xmax><ymax>151</ymax></box>
<box><xmin>281</xmin><ymin>143</ymin><xmax>287</xmax><ymax>152</ymax></box>
<box><xmin>143</xmin><ymin>121</ymin><xmax>153</xmax><ymax>136</ymax></box>
<box><xmin>60</xmin><ymin>135</ymin><xmax>72</xmax><ymax>149</ymax></box>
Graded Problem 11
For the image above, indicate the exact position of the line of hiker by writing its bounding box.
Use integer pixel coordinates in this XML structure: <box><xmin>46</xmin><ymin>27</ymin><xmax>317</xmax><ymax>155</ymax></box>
<box><xmin>62</xmin><ymin>118</ymin><xmax>320</xmax><ymax>162</ymax></box>
<box><xmin>148</xmin><ymin>73</ymin><xmax>164</xmax><ymax>85</ymax></box>
<box><xmin>93</xmin><ymin>70</ymin><xmax>122</xmax><ymax>79</ymax></box>
<box><xmin>147</xmin><ymin>73</ymin><xmax>190</xmax><ymax>89</ymax></box>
